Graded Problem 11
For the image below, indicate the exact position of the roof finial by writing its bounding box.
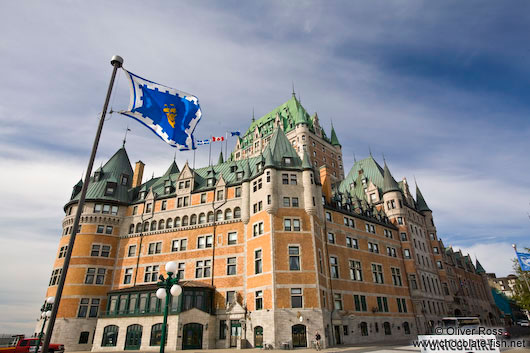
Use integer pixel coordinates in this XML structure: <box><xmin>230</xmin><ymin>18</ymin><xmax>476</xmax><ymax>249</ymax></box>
<box><xmin>369</xmin><ymin>146</ymin><xmax>372</xmax><ymax>157</ymax></box>
<box><xmin>413</xmin><ymin>175</ymin><xmax>417</xmax><ymax>186</ymax></box>
<box><xmin>382</xmin><ymin>153</ymin><xmax>386</xmax><ymax>164</ymax></box>
<box><xmin>122</xmin><ymin>126</ymin><xmax>131</xmax><ymax>147</ymax></box>
<box><xmin>252</xmin><ymin>107</ymin><xmax>255</xmax><ymax>122</ymax></box>
<box><xmin>173</xmin><ymin>151</ymin><xmax>176</xmax><ymax>162</ymax></box>
<box><xmin>353</xmin><ymin>153</ymin><xmax>357</xmax><ymax>163</ymax></box>
<box><xmin>292</xmin><ymin>81</ymin><xmax>296</xmax><ymax>98</ymax></box>
<box><xmin>151</xmin><ymin>172</ymin><xmax>154</xmax><ymax>179</ymax></box>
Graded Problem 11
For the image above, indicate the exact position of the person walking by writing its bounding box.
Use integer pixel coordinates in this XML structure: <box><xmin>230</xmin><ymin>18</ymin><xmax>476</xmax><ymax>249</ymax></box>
<box><xmin>315</xmin><ymin>331</ymin><xmax>322</xmax><ymax>351</ymax></box>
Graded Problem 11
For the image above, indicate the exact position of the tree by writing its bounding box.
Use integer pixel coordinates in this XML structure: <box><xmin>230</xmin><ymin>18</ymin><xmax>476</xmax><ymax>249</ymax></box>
<box><xmin>511</xmin><ymin>247</ymin><xmax>530</xmax><ymax>312</ymax></box>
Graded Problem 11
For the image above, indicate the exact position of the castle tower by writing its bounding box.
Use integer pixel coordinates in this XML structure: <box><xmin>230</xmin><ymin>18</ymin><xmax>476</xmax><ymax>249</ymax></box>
<box><xmin>39</xmin><ymin>147</ymin><xmax>133</xmax><ymax>350</ymax></box>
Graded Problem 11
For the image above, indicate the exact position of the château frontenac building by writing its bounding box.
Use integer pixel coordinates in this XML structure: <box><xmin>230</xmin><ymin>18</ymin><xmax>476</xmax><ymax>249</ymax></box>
<box><xmin>38</xmin><ymin>94</ymin><xmax>499</xmax><ymax>351</ymax></box>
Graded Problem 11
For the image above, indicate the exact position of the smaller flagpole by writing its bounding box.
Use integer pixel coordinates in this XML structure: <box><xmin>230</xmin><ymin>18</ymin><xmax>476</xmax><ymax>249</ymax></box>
<box><xmin>208</xmin><ymin>136</ymin><xmax>212</xmax><ymax>166</ymax></box>
<box><xmin>225</xmin><ymin>131</ymin><xmax>228</xmax><ymax>161</ymax></box>
<box><xmin>193</xmin><ymin>148</ymin><xmax>196</xmax><ymax>170</ymax></box>
<box><xmin>512</xmin><ymin>244</ymin><xmax>530</xmax><ymax>292</ymax></box>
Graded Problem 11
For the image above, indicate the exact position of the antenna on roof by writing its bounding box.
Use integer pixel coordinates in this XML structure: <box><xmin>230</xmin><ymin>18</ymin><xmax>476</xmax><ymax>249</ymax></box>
<box><xmin>122</xmin><ymin>126</ymin><xmax>131</xmax><ymax>147</ymax></box>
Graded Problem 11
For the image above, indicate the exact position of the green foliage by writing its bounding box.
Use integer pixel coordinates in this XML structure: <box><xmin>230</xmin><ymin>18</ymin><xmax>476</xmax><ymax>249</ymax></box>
<box><xmin>511</xmin><ymin>247</ymin><xmax>530</xmax><ymax>311</ymax></box>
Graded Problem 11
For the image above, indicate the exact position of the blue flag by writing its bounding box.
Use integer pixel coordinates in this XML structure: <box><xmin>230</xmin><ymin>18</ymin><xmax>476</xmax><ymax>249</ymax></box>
<box><xmin>119</xmin><ymin>70</ymin><xmax>201</xmax><ymax>150</ymax></box>
<box><xmin>230</xmin><ymin>131</ymin><xmax>241</xmax><ymax>136</ymax></box>
<box><xmin>517</xmin><ymin>251</ymin><xmax>530</xmax><ymax>271</ymax></box>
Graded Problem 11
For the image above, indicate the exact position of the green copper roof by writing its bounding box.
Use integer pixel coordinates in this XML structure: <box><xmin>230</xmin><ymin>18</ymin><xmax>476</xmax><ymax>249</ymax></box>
<box><xmin>302</xmin><ymin>150</ymin><xmax>312</xmax><ymax>169</ymax></box>
<box><xmin>239</xmin><ymin>95</ymin><xmax>313</xmax><ymax>149</ymax></box>
<box><xmin>330</xmin><ymin>124</ymin><xmax>341</xmax><ymax>147</ymax></box>
<box><xmin>163</xmin><ymin>161</ymin><xmax>179</xmax><ymax>176</ymax></box>
<box><xmin>268</xmin><ymin>127</ymin><xmax>302</xmax><ymax>166</ymax></box>
<box><xmin>264</xmin><ymin>146</ymin><xmax>274</xmax><ymax>168</ymax></box>
<box><xmin>475</xmin><ymin>259</ymin><xmax>486</xmax><ymax>274</ymax></box>
<box><xmin>71</xmin><ymin>147</ymin><xmax>134</xmax><ymax>205</ymax></box>
<box><xmin>415</xmin><ymin>184</ymin><xmax>431</xmax><ymax>212</ymax></box>
<box><xmin>382</xmin><ymin>162</ymin><xmax>401</xmax><ymax>194</ymax></box>
<box><xmin>218</xmin><ymin>151</ymin><xmax>224</xmax><ymax>165</ymax></box>
<box><xmin>338</xmin><ymin>156</ymin><xmax>386</xmax><ymax>199</ymax></box>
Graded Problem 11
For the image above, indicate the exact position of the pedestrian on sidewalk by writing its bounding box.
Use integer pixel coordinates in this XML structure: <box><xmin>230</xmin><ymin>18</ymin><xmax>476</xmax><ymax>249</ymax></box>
<box><xmin>315</xmin><ymin>331</ymin><xmax>321</xmax><ymax>351</ymax></box>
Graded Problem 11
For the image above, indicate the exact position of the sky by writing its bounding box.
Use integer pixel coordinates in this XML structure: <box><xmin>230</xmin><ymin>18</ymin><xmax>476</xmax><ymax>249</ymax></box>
<box><xmin>1</xmin><ymin>0</ymin><xmax>529</xmax><ymax>334</ymax></box>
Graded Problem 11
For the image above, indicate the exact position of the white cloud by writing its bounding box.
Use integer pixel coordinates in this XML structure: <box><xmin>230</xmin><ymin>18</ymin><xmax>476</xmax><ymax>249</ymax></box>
<box><xmin>454</xmin><ymin>242</ymin><xmax>517</xmax><ymax>277</ymax></box>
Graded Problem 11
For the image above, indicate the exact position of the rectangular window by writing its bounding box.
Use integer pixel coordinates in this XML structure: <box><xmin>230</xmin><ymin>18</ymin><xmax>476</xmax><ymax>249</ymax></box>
<box><xmin>318</xmin><ymin>250</ymin><xmax>323</xmax><ymax>273</ymax></box>
<box><xmin>293</xmin><ymin>219</ymin><xmax>300</xmax><ymax>231</ymax></box>
<box><xmin>91</xmin><ymin>244</ymin><xmax>100</xmax><ymax>256</ymax></box>
<box><xmin>85</xmin><ymin>268</ymin><xmax>96</xmax><ymax>284</ymax></box>
<box><xmin>105</xmin><ymin>226</ymin><xmax>113</xmax><ymax>235</ymax></box>
<box><xmin>255</xmin><ymin>250</ymin><xmax>263</xmax><ymax>274</ymax></box>
<box><xmin>128</xmin><ymin>245</ymin><xmax>136</xmax><ymax>257</ymax></box>
<box><xmin>144</xmin><ymin>265</ymin><xmax>159</xmax><ymax>282</ymax></box>
<box><xmin>94</xmin><ymin>204</ymin><xmax>102</xmax><ymax>213</ymax></box>
<box><xmin>219</xmin><ymin>320</ymin><xmax>227</xmax><ymax>340</ymax></box>
<box><xmin>161</xmin><ymin>200</ymin><xmax>167</xmax><ymax>210</ymax></box>
<box><xmin>292</xmin><ymin>197</ymin><xmax>299</xmax><ymax>207</ymax></box>
<box><xmin>349</xmin><ymin>260</ymin><xmax>363</xmax><ymax>281</ymax></box>
<box><xmin>384</xmin><ymin>229</ymin><xmax>393</xmax><ymax>239</ymax></box>
<box><xmin>437</xmin><ymin>261</ymin><xmax>443</xmax><ymax>269</ymax></box>
<box><xmin>397</xmin><ymin>298</ymin><xmax>408</xmax><ymax>313</ymax></box>
<box><xmin>327</xmin><ymin>232</ymin><xmax>335</xmax><ymax>244</ymax></box>
<box><xmin>101</xmin><ymin>245</ymin><xmax>110</xmax><ymax>257</ymax></box>
<box><xmin>58</xmin><ymin>245</ymin><xmax>68</xmax><ymax>258</ymax></box>
<box><xmin>326</xmin><ymin>212</ymin><xmax>332</xmax><ymax>221</ymax></box>
<box><xmin>283</xmin><ymin>197</ymin><xmax>290</xmax><ymax>207</ymax></box>
<box><xmin>111</xmin><ymin>205</ymin><xmax>119</xmax><ymax>215</ymax></box>
<box><xmin>195</xmin><ymin>260</ymin><xmax>211</xmax><ymax>278</ymax></box>
<box><xmin>132</xmin><ymin>205</ymin><xmax>138</xmax><ymax>215</ymax></box>
<box><xmin>77</xmin><ymin>298</ymin><xmax>89</xmax><ymax>318</ymax></box>
<box><xmin>176</xmin><ymin>262</ymin><xmax>185</xmax><ymax>280</ymax></box>
<box><xmin>235</xmin><ymin>187</ymin><xmax>241</xmax><ymax>197</ymax></box>
<box><xmin>372</xmin><ymin>264</ymin><xmax>384</xmax><ymax>284</ymax></box>
<box><xmin>227</xmin><ymin>257</ymin><xmax>237</xmax><ymax>275</ymax></box>
<box><xmin>148</xmin><ymin>242</ymin><xmax>162</xmax><ymax>254</ymax></box>
<box><xmin>400</xmin><ymin>232</ymin><xmax>407</xmax><ymax>241</ymax></box>
<box><xmin>96</xmin><ymin>225</ymin><xmax>104</xmax><ymax>234</ymax></box>
<box><xmin>201</xmin><ymin>193</ymin><xmax>207</xmax><ymax>203</ymax></box>
<box><xmin>397</xmin><ymin>217</ymin><xmax>403</xmax><ymax>225</ymax></box>
<box><xmin>354</xmin><ymin>295</ymin><xmax>367</xmax><ymax>312</ymax></box>
<box><xmin>291</xmin><ymin>288</ymin><xmax>302</xmax><ymax>308</ymax></box>
<box><xmin>290</xmin><ymin>174</ymin><xmax>297</xmax><ymax>185</ymax></box>
<box><xmin>95</xmin><ymin>268</ymin><xmax>106</xmax><ymax>284</ymax></box>
<box><xmin>226</xmin><ymin>291</ymin><xmax>235</xmax><ymax>305</ymax></box>
<box><xmin>253</xmin><ymin>222</ymin><xmax>264</xmax><ymax>236</ymax></box>
<box><xmin>255</xmin><ymin>290</ymin><xmax>263</xmax><ymax>310</ymax></box>
<box><xmin>227</xmin><ymin>232</ymin><xmax>237</xmax><ymax>245</ymax></box>
<box><xmin>368</xmin><ymin>242</ymin><xmax>379</xmax><ymax>253</ymax></box>
<box><xmin>102</xmin><ymin>204</ymin><xmax>111</xmax><ymax>214</ymax></box>
<box><xmin>289</xmin><ymin>246</ymin><xmax>300</xmax><ymax>271</ymax></box>
<box><xmin>217</xmin><ymin>190</ymin><xmax>224</xmax><ymax>201</ymax></box>
<box><xmin>346</xmin><ymin>237</ymin><xmax>358</xmax><ymax>249</ymax></box>
<box><xmin>377</xmin><ymin>296</ymin><xmax>389</xmax><ymax>312</ymax></box>
<box><xmin>282</xmin><ymin>174</ymin><xmax>289</xmax><ymax>184</ymax></box>
<box><xmin>145</xmin><ymin>203</ymin><xmax>152</xmax><ymax>213</ymax></box>
<box><xmin>391</xmin><ymin>267</ymin><xmax>403</xmax><ymax>286</ymax></box>
<box><xmin>404</xmin><ymin>249</ymin><xmax>411</xmax><ymax>259</ymax></box>
<box><xmin>334</xmin><ymin>293</ymin><xmax>343</xmax><ymax>310</ymax></box>
<box><xmin>330</xmin><ymin>256</ymin><xmax>339</xmax><ymax>278</ymax></box>
<box><xmin>124</xmin><ymin>268</ymin><xmax>133</xmax><ymax>284</ymax></box>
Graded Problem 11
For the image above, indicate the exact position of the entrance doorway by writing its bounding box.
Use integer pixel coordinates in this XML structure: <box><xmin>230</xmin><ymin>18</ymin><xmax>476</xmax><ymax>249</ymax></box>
<box><xmin>333</xmin><ymin>325</ymin><xmax>342</xmax><ymax>345</ymax></box>
<box><xmin>254</xmin><ymin>326</ymin><xmax>263</xmax><ymax>348</ymax></box>
<box><xmin>230</xmin><ymin>321</ymin><xmax>241</xmax><ymax>347</ymax></box>
<box><xmin>182</xmin><ymin>323</ymin><xmax>203</xmax><ymax>350</ymax></box>
<box><xmin>125</xmin><ymin>324</ymin><xmax>142</xmax><ymax>350</ymax></box>
<box><xmin>292</xmin><ymin>324</ymin><xmax>307</xmax><ymax>347</ymax></box>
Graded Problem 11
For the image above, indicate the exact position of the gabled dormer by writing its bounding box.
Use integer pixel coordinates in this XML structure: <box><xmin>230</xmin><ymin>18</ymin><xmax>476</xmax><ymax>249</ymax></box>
<box><xmin>176</xmin><ymin>162</ymin><xmax>194</xmax><ymax>193</ymax></box>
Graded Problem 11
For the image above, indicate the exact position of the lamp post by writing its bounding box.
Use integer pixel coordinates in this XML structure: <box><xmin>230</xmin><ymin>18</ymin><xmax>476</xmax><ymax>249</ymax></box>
<box><xmin>36</xmin><ymin>297</ymin><xmax>54</xmax><ymax>352</ymax></box>
<box><xmin>156</xmin><ymin>261</ymin><xmax>182</xmax><ymax>353</ymax></box>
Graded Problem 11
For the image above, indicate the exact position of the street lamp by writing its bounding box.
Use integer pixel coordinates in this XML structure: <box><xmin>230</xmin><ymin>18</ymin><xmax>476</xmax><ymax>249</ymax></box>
<box><xmin>156</xmin><ymin>261</ymin><xmax>182</xmax><ymax>353</ymax></box>
<box><xmin>36</xmin><ymin>297</ymin><xmax>54</xmax><ymax>351</ymax></box>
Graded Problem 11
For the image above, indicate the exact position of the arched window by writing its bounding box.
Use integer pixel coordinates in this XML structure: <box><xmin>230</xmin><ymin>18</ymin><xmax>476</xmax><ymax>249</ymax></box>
<box><xmin>199</xmin><ymin>213</ymin><xmax>206</xmax><ymax>224</ymax></box>
<box><xmin>136</xmin><ymin>223</ymin><xmax>142</xmax><ymax>233</ymax></box>
<box><xmin>360</xmin><ymin>322</ymin><xmax>368</xmax><ymax>336</ymax></box>
<box><xmin>143</xmin><ymin>222</ymin><xmax>149</xmax><ymax>232</ymax></box>
<box><xmin>174</xmin><ymin>217</ymin><xmax>181</xmax><ymax>227</ymax></box>
<box><xmin>234</xmin><ymin>207</ymin><xmax>241</xmax><ymax>219</ymax></box>
<box><xmin>225</xmin><ymin>208</ymin><xmax>232</xmax><ymax>220</ymax></box>
<box><xmin>150</xmin><ymin>221</ymin><xmax>157</xmax><ymax>231</ymax></box>
<box><xmin>383</xmin><ymin>322</ymin><xmax>391</xmax><ymax>335</ymax></box>
<box><xmin>182</xmin><ymin>215</ymin><xmax>189</xmax><ymax>226</ymax></box>
<box><xmin>125</xmin><ymin>324</ymin><xmax>143</xmax><ymax>350</ymax></box>
<box><xmin>101</xmin><ymin>325</ymin><xmax>119</xmax><ymax>347</ymax></box>
<box><xmin>207</xmin><ymin>212</ymin><xmax>214</xmax><ymax>223</ymax></box>
<box><xmin>190</xmin><ymin>214</ymin><xmax>197</xmax><ymax>225</ymax></box>
<box><xmin>150</xmin><ymin>323</ymin><xmax>163</xmax><ymax>346</ymax></box>
<box><xmin>129</xmin><ymin>224</ymin><xmax>135</xmax><ymax>234</ymax></box>
<box><xmin>158</xmin><ymin>219</ymin><xmax>165</xmax><ymax>230</ymax></box>
<box><xmin>166</xmin><ymin>218</ymin><xmax>173</xmax><ymax>228</ymax></box>
<box><xmin>216</xmin><ymin>210</ymin><xmax>223</xmax><ymax>221</ymax></box>
<box><xmin>403</xmin><ymin>322</ymin><xmax>410</xmax><ymax>335</ymax></box>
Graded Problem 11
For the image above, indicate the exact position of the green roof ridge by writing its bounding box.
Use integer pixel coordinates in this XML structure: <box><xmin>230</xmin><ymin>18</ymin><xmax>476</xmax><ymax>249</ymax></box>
<box><xmin>382</xmin><ymin>162</ymin><xmax>400</xmax><ymax>194</ymax></box>
<box><xmin>302</xmin><ymin>150</ymin><xmax>312</xmax><ymax>169</ymax></box>
<box><xmin>475</xmin><ymin>259</ymin><xmax>486</xmax><ymax>274</ymax></box>
<box><xmin>163</xmin><ymin>160</ymin><xmax>179</xmax><ymax>176</ymax></box>
<box><xmin>415</xmin><ymin>183</ymin><xmax>431</xmax><ymax>212</ymax></box>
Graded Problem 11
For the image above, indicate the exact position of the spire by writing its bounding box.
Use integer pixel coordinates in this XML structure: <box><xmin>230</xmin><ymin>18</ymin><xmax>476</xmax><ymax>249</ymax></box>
<box><xmin>382</xmin><ymin>161</ymin><xmax>400</xmax><ymax>194</ymax></box>
<box><xmin>218</xmin><ymin>151</ymin><xmax>224</xmax><ymax>165</ymax></box>
<box><xmin>415</xmin><ymin>183</ymin><xmax>431</xmax><ymax>212</ymax></box>
<box><xmin>242</xmin><ymin>159</ymin><xmax>251</xmax><ymax>181</ymax></box>
<box><xmin>293</xmin><ymin>97</ymin><xmax>308</xmax><ymax>125</ymax></box>
<box><xmin>162</xmin><ymin>160</ymin><xmax>179</xmax><ymax>176</ymax></box>
<box><xmin>330</xmin><ymin>123</ymin><xmax>341</xmax><ymax>147</ymax></box>
<box><xmin>292</xmin><ymin>81</ymin><xmax>296</xmax><ymax>98</ymax></box>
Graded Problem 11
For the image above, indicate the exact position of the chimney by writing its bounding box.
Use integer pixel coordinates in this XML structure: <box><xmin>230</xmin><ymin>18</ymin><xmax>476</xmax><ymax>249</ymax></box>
<box><xmin>132</xmin><ymin>161</ymin><xmax>145</xmax><ymax>188</ymax></box>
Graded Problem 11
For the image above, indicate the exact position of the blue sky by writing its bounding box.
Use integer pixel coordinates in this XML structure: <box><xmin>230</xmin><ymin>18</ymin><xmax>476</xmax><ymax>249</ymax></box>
<box><xmin>1</xmin><ymin>0</ymin><xmax>529</xmax><ymax>334</ymax></box>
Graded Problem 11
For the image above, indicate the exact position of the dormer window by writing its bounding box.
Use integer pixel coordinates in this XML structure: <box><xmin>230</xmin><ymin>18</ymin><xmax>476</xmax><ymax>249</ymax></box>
<box><xmin>256</xmin><ymin>163</ymin><xmax>263</xmax><ymax>173</ymax></box>
<box><xmin>283</xmin><ymin>157</ymin><xmax>292</xmax><ymax>166</ymax></box>
<box><xmin>207</xmin><ymin>178</ymin><xmax>215</xmax><ymax>187</ymax></box>
<box><xmin>230</xmin><ymin>166</ymin><xmax>237</xmax><ymax>173</ymax></box>
<box><xmin>120</xmin><ymin>174</ymin><xmax>129</xmax><ymax>186</ymax></box>
<box><xmin>139</xmin><ymin>191</ymin><xmax>147</xmax><ymax>199</ymax></box>
<box><xmin>236</xmin><ymin>172</ymin><xmax>243</xmax><ymax>181</ymax></box>
<box><xmin>104</xmin><ymin>182</ymin><xmax>116</xmax><ymax>196</ymax></box>
<box><xmin>185</xmin><ymin>180</ymin><xmax>190</xmax><ymax>188</ymax></box>
<box><xmin>94</xmin><ymin>171</ymin><xmax>102</xmax><ymax>181</ymax></box>
<box><xmin>165</xmin><ymin>186</ymin><xmax>171</xmax><ymax>194</ymax></box>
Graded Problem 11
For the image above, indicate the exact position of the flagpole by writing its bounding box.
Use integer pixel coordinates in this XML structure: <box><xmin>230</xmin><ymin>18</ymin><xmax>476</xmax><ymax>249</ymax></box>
<box><xmin>208</xmin><ymin>135</ymin><xmax>212</xmax><ymax>166</ymax></box>
<box><xmin>225</xmin><ymin>131</ymin><xmax>228</xmax><ymax>161</ymax></box>
<box><xmin>512</xmin><ymin>244</ymin><xmax>530</xmax><ymax>292</ymax></box>
<box><xmin>42</xmin><ymin>55</ymin><xmax>123</xmax><ymax>353</ymax></box>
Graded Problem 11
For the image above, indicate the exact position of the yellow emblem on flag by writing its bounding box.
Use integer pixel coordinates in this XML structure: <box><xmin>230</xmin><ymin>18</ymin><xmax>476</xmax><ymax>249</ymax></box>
<box><xmin>163</xmin><ymin>104</ymin><xmax>177</xmax><ymax>128</ymax></box>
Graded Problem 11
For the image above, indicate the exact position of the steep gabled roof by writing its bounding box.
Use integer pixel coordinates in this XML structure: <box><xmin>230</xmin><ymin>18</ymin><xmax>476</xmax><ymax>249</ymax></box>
<box><xmin>475</xmin><ymin>259</ymin><xmax>486</xmax><ymax>274</ymax></box>
<box><xmin>338</xmin><ymin>156</ymin><xmax>385</xmax><ymax>199</ymax></box>
<box><xmin>330</xmin><ymin>124</ymin><xmax>341</xmax><ymax>147</ymax></box>
<box><xmin>382</xmin><ymin>162</ymin><xmax>401</xmax><ymax>194</ymax></box>
<box><xmin>268</xmin><ymin>127</ymin><xmax>303</xmax><ymax>168</ymax></box>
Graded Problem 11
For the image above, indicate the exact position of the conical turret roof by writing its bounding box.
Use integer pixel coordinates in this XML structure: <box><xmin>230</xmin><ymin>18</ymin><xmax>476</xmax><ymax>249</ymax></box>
<box><xmin>330</xmin><ymin>124</ymin><xmax>341</xmax><ymax>147</ymax></box>
<box><xmin>162</xmin><ymin>160</ymin><xmax>179</xmax><ymax>176</ymax></box>
<box><xmin>475</xmin><ymin>259</ymin><xmax>486</xmax><ymax>274</ymax></box>
<box><xmin>218</xmin><ymin>151</ymin><xmax>224</xmax><ymax>165</ymax></box>
<box><xmin>415</xmin><ymin>184</ymin><xmax>431</xmax><ymax>212</ymax></box>
<box><xmin>302</xmin><ymin>150</ymin><xmax>312</xmax><ymax>169</ymax></box>
<box><xmin>382</xmin><ymin>162</ymin><xmax>400</xmax><ymax>194</ymax></box>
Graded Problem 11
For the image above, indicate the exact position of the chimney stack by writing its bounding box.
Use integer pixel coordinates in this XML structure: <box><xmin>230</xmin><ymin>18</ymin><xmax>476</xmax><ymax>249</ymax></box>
<box><xmin>132</xmin><ymin>161</ymin><xmax>145</xmax><ymax>188</ymax></box>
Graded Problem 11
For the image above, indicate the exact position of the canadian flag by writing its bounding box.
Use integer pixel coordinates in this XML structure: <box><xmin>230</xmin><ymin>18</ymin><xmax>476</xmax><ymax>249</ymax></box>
<box><xmin>212</xmin><ymin>136</ymin><xmax>225</xmax><ymax>142</ymax></box>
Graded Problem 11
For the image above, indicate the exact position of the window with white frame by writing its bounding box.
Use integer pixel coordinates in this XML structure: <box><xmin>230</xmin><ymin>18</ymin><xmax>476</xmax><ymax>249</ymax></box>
<box><xmin>255</xmin><ymin>290</ymin><xmax>263</xmax><ymax>310</ymax></box>
<box><xmin>123</xmin><ymin>268</ymin><xmax>133</xmax><ymax>284</ymax></box>
<box><xmin>372</xmin><ymin>264</ymin><xmax>384</xmax><ymax>284</ymax></box>
<box><xmin>144</xmin><ymin>265</ymin><xmax>159</xmax><ymax>282</ymax></box>
<box><xmin>148</xmin><ymin>242</ymin><xmax>162</xmax><ymax>254</ymax></box>
<box><xmin>195</xmin><ymin>260</ymin><xmax>211</xmax><ymax>278</ymax></box>
<box><xmin>291</xmin><ymin>288</ymin><xmax>302</xmax><ymax>308</ymax></box>
<box><xmin>349</xmin><ymin>260</ymin><xmax>363</xmax><ymax>281</ymax></box>
<box><xmin>227</xmin><ymin>257</ymin><xmax>237</xmax><ymax>275</ymax></box>
<box><xmin>253</xmin><ymin>222</ymin><xmax>264</xmax><ymax>236</ymax></box>
<box><xmin>289</xmin><ymin>246</ymin><xmax>300</xmax><ymax>271</ymax></box>
<box><xmin>391</xmin><ymin>267</ymin><xmax>403</xmax><ymax>286</ymax></box>
<box><xmin>227</xmin><ymin>232</ymin><xmax>237</xmax><ymax>245</ymax></box>
<box><xmin>346</xmin><ymin>237</ymin><xmax>358</xmax><ymax>249</ymax></box>
<box><xmin>368</xmin><ymin>242</ymin><xmax>379</xmax><ymax>253</ymax></box>
<box><xmin>330</xmin><ymin>256</ymin><xmax>339</xmax><ymax>278</ymax></box>
<box><xmin>254</xmin><ymin>249</ymin><xmax>263</xmax><ymax>274</ymax></box>
<box><xmin>171</xmin><ymin>238</ymin><xmax>187</xmax><ymax>252</ymax></box>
